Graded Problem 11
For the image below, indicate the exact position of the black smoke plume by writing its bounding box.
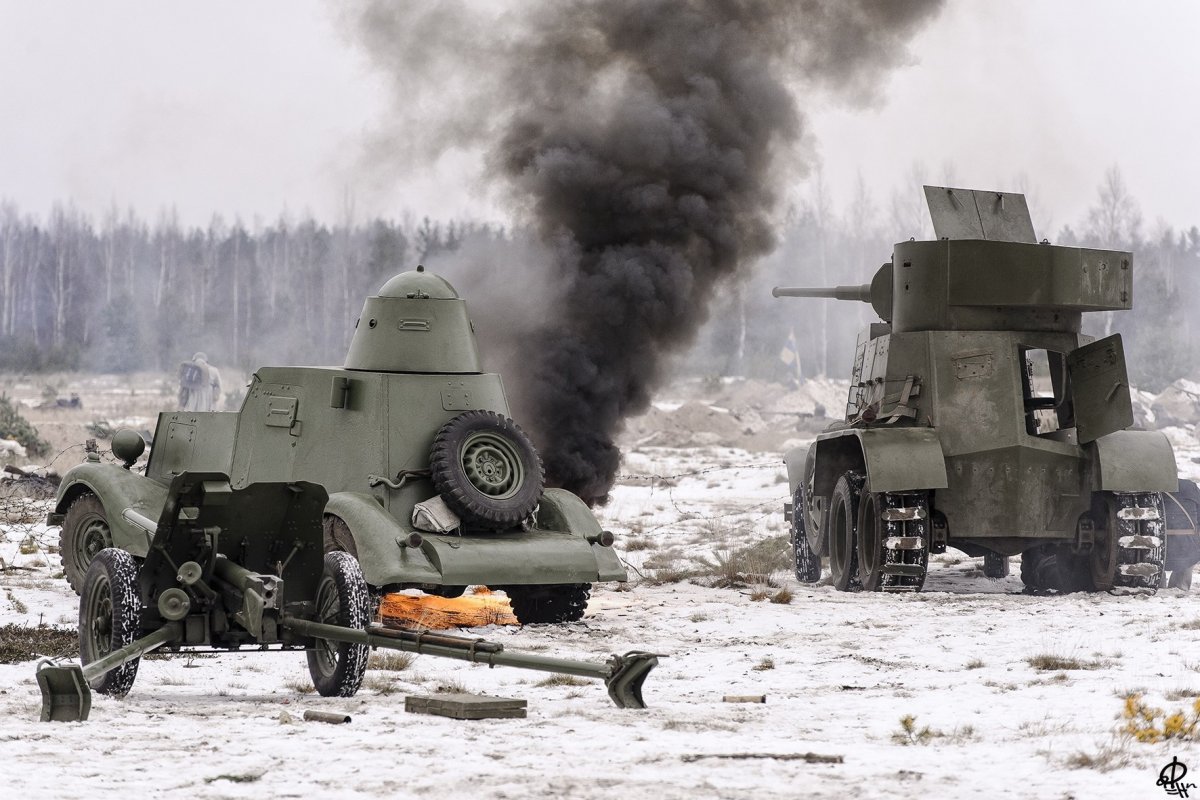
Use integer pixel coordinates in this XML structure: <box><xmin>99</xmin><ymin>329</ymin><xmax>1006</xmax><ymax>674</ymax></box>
<box><xmin>346</xmin><ymin>0</ymin><xmax>943</xmax><ymax>504</ymax></box>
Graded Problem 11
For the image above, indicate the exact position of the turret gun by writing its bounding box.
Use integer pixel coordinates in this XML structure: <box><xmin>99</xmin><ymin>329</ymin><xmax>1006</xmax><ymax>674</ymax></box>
<box><xmin>772</xmin><ymin>264</ymin><xmax>894</xmax><ymax>323</ymax></box>
<box><xmin>772</xmin><ymin>284</ymin><xmax>871</xmax><ymax>302</ymax></box>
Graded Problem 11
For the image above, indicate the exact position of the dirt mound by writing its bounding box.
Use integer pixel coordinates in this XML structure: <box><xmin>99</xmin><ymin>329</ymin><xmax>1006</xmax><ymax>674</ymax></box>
<box><xmin>620</xmin><ymin>378</ymin><xmax>847</xmax><ymax>451</ymax></box>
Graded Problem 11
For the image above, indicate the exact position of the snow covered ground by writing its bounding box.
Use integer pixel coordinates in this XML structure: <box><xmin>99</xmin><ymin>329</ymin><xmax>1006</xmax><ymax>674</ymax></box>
<box><xmin>1</xmin><ymin>372</ymin><xmax>1199</xmax><ymax>799</ymax></box>
<box><xmin>1</xmin><ymin>438</ymin><xmax>1198</xmax><ymax>800</ymax></box>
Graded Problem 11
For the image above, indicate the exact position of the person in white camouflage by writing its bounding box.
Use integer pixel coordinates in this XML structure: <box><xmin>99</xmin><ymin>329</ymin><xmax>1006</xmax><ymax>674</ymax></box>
<box><xmin>178</xmin><ymin>352</ymin><xmax>222</xmax><ymax>411</ymax></box>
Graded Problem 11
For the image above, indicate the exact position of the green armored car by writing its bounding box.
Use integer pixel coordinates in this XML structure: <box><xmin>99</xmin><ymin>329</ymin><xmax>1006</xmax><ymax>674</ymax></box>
<box><xmin>776</xmin><ymin>186</ymin><xmax>1180</xmax><ymax>594</ymax></box>
<box><xmin>50</xmin><ymin>267</ymin><xmax>625</xmax><ymax>622</ymax></box>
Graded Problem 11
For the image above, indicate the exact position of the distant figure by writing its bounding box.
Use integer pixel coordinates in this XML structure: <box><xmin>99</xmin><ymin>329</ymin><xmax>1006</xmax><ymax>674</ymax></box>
<box><xmin>179</xmin><ymin>352</ymin><xmax>222</xmax><ymax>411</ymax></box>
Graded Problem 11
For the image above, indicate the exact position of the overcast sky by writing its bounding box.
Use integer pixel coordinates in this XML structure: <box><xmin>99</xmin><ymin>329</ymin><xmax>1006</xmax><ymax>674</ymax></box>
<box><xmin>1</xmin><ymin>1</ymin><xmax>1197</xmax><ymax>238</ymax></box>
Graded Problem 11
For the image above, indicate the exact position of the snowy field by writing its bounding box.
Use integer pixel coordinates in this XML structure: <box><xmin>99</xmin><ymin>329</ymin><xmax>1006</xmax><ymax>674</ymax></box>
<box><xmin>1</xmin><ymin>378</ymin><xmax>1199</xmax><ymax>799</ymax></box>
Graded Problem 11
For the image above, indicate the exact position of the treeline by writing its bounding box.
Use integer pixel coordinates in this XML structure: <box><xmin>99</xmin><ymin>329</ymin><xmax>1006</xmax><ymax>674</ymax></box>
<box><xmin>0</xmin><ymin>202</ymin><xmax>498</xmax><ymax>373</ymax></box>
<box><xmin>2</xmin><ymin>167</ymin><xmax>1198</xmax><ymax>391</ymax></box>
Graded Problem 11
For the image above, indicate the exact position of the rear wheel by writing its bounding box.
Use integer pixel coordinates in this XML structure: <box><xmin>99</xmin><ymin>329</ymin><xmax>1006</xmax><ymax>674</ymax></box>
<box><xmin>827</xmin><ymin>473</ymin><xmax>863</xmax><ymax>592</ymax></box>
<box><xmin>790</xmin><ymin>486</ymin><xmax>821</xmax><ymax>583</ymax></box>
<box><xmin>307</xmin><ymin>551</ymin><xmax>370</xmax><ymax>697</ymax></box>
<box><xmin>79</xmin><ymin>548</ymin><xmax>142</xmax><ymax>697</ymax></box>
<box><xmin>857</xmin><ymin>488</ymin><xmax>930</xmax><ymax>592</ymax></box>
<box><xmin>504</xmin><ymin>583</ymin><xmax>591</xmax><ymax>624</ymax></box>
<box><xmin>1090</xmin><ymin>492</ymin><xmax>1166</xmax><ymax>592</ymax></box>
<box><xmin>61</xmin><ymin>494</ymin><xmax>113</xmax><ymax>595</ymax></box>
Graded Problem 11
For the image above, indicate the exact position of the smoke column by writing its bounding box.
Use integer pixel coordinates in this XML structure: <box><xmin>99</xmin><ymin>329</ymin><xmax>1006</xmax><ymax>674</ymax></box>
<box><xmin>347</xmin><ymin>0</ymin><xmax>943</xmax><ymax>503</ymax></box>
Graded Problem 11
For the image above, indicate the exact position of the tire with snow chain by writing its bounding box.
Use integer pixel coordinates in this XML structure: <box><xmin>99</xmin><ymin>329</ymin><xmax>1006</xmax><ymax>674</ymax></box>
<box><xmin>503</xmin><ymin>583</ymin><xmax>591</xmax><ymax>624</ymax></box>
<box><xmin>429</xmin><ymin>410</ymin><xmax>544</xmax><ymax>530</ymax></box>
<box><xmin>61</xmin><ymin>493</ymin><xmax>114</xmax><ymax>595</ymax></box>
<box><xmin>307</xmin><ymin>551</ymin><xmax>371</xmax><ymax>697</ymax></box>
<box><xmin>79</xmin><ymin>548</ymin><xmax>142</xmax><ymax>697</ymax></box>
<box><xmin>790</xmin><ymin>486</ymin><xmax>821</xmax><ymax>583</ymax></box>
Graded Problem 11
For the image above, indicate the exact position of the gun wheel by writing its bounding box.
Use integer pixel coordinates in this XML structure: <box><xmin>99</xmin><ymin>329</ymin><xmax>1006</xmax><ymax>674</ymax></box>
<box><xmin>60</xmin><ymin>493</ymin><xmax>113</xmax><ymax>595</ymax></box>
<box><xmin>827</xmin><ymin>472</ymin><xmax>864</xmax><ymax>592</ymax></box>
<box><xmin>307</xmin><ymin>551</ymin><xmax>370</xmax><ymax>697</ymax></box>
<box><xmin>430</xmin><ymin>411</ymin><xmax>544</xmax><ymax>530</ymax></box>
<box><xmin>79</xmin><ymin>548</ymin><xmax>142</xmax><ymax>697</ymax></box>
<box><xmin>790</xmin><ymin>485</ymin><xmax>821</xmax><ymax>583</ymax></box>
<box><xmin>503</xmin><ymin>583</ymin><xmax>591</xmax><ymax>624</ymax></box>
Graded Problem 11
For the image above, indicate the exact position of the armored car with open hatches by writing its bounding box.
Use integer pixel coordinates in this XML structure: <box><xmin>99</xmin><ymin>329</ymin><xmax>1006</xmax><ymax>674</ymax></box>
<box><xmin>776</xmin><ymin>186</ymin><xmax>1181</xmax><ymax>593</ymax></box>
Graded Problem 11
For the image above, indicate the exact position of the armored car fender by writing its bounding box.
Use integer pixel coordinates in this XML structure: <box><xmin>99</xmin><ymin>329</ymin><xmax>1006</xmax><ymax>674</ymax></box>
<box><xmin>808</xmin><ymin>427</ymin><xmax>948</xmax><ymax>498</ymax></box>
<box><xmin>51</xmin><ymin>462</ymin><xmax>168</xmax><ymax>558</ymax></box>
<box><xmin>324</xmin><ymin>488</ymin><xmax>627</xmax><ymax>591</ymax></box>
<box><xmin>1088</xmin><ymin>429</ymin><xmax>1177</xmax><ymax>493</ymax></box>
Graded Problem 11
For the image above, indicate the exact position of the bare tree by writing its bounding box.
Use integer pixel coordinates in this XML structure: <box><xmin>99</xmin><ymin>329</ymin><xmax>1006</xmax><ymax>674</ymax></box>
<box><xmin>1085</xmin><ymin>165</ymin><xmax>1142</xmax><ymax>248</ymax></box>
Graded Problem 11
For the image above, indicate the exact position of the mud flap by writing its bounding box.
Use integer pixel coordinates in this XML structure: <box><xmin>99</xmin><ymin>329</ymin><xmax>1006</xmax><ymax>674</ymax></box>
<box><xmin>36</xmin><ymin>661</ymin><xmax>91</xmax><ymax>722</ymax></box>
<box><xmin>604</xmin><ymin>651</ymin><xmax>659</xmax><ymax>709</ymax></box>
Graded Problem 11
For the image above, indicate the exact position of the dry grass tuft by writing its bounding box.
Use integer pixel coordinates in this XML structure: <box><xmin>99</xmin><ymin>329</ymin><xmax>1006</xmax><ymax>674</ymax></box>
<box><xmin>1026</xmin><ymin>654</ymin><xmax>1105</xmax><ymax>671</ymax></box>
<box><xmin>283</xmin><ymin>679</ymin><xmax>315</xmax><ymax>694</ymax></box>
<box><xmin>535</xmin><ymin>674</ymin><xmax>589</xmax><ymax>688</ymax></box>
<box><xmin>0</xmin><ymin>623</ymin><xmax>76</xmax><ymax>663</ymax></box>
<box><xmin>368</xmin><ymin>652</ymin><xmax>414</xmax><ymax>672</ymax></box>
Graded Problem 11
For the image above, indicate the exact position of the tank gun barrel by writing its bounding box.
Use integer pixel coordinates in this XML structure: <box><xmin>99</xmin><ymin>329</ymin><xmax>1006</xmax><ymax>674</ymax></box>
<box><xmin>772</xmin><ymin>284</ymin><xmax>872</xmax><ymax>302</ymax></box>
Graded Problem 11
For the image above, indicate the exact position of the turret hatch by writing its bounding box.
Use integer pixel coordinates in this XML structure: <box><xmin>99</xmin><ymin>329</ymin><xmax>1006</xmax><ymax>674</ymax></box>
<box><xmin>924</xmin><ymin>186</ymin><xmax>1036</xmax><ymax>243</ymax></box>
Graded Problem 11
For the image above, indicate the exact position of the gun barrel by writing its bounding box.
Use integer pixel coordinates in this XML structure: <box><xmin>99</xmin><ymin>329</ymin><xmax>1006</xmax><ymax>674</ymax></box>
<box><xmin>283</xmin><ymin>617</ymin><xmax>658</xmax><ymax>709</ymax></box>
<box><xmin>772</xmin><ymin>284</ymin><xmax>872</xmax><ymax>302</ymax></box>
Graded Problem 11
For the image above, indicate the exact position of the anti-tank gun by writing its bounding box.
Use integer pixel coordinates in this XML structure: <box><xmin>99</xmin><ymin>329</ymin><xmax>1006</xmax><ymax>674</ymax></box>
<box><xmin>775</xmin><ymin>185</ymin><xmax>1192</xmax><ymax>594</ymax></box>
<box><xmin>35</xmin><ymin>467</ymin><xmax>657</xmax><ymax>722</ymax></box>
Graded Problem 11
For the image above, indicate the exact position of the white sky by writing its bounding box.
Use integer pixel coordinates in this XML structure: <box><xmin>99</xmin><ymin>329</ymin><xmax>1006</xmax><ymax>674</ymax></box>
<box><xmin>1</xmin><ymin>0</ymin><xmax>1198</xmax><ymax>236</ymax></box>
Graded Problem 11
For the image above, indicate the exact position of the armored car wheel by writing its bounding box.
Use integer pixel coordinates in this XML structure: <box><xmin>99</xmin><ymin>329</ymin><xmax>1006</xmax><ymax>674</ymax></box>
<box><xmin>1020</xmin><ymin>544</ymin><xmax>1089</xmax><ymax>594</ymax></box>
<box><xmin>430</xmin><ymin>410</ymin><xmax>545</xmax><ymax>530</ymax></box>
<box><xmin>857</xmin><ymin>488</ymin><xmax>930</xmax><ymax>593</ymax></box>
<box><xmin>1169</xmin><ymin>567</ymin><xmax>1194</xmax><ymax>591</ymax></box>
<box><xmin>982</xmin><ymin>552</ymin><xmax>1010</xmax><ymax>578</ymax></box>
<box><xmin>1092</xmin><ymin>492</ymin><xmax>1166</xmax><ymax>592</ymax></box>
<box><xmin>790</xmin><ymin>486</ymin><xmax>821</xmax><ymax>583</ymax></box>
<box><xmin>828</xmin><ymin>473</ymin><xmax>864</xmax><ymax>592</ymax></box>
<box><xmin>79</xmin><ymin>548</ymin><xmax>142</xmax><ymax>697</ymax></box>
<box><xmin>503</xmin><ymin>583</ymin><xmax>591</xmax><ymax>624</ymax></box>
<box><xmin>322</xmin><ymin>514</ymin><xmax>359</xmax><ymax>558</ymax></box>
<box><xmin>307</xmin><ymin>551</ymin><xmax>371</xmax><ymax>697</ymax></box>
<box><xmin>61</xmin><ymin>493</ymin><xmax>113</xmax><ymax>595</ymax></box>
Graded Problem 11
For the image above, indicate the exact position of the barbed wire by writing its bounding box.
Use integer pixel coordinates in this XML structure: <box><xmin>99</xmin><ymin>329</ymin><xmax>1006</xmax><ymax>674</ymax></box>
<box><xmin>614</xmin><ymin>460</ymin><xmax>783</xmax><ymax>483</ymax></box>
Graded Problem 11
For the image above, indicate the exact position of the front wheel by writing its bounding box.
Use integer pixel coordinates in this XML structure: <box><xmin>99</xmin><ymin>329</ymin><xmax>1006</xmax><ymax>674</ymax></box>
<box><xmin>79</xmin><ymin>548</ymin><xmax>142</xmax><ymax>697</ymax></box>
<box><xmin>790</xmin><ymin>486</ymin><xmax>821</xmax><ymax>583</ymax></box>
<box><xmin>827</xmin><ymin>473</ymin><xmax>864</xmax><ymax>592</ymax></box>
<box><xmin>61</xmin><ymin>493</ymin><xmax>113</xmax><ymax>595</ymax></box>
<box><xmin>503</xmin><ymin>583</ymin><xmax>591</xmax><ymax>624</ymax></box>
<box><xmin>307</xmin><ymin>551</ymin><xmax>371</xmax><ymax>697</ymax></box>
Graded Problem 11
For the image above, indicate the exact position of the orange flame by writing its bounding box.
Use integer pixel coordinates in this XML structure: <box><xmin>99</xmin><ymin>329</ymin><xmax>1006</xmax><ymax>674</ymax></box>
<box><xmin>379</xmin><ymin>588</ymin><xmax>518</xmax><ymax>630</ymax></box>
